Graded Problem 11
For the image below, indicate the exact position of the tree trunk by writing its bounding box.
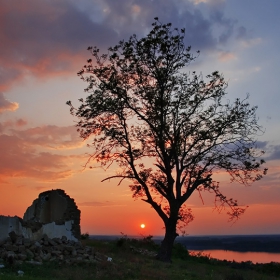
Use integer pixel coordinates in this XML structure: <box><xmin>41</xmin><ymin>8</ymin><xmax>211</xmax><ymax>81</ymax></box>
<box><xmin>156</xmin><ymin>217</ymin><xmax>178</xmax><ymax>262</ymax></box>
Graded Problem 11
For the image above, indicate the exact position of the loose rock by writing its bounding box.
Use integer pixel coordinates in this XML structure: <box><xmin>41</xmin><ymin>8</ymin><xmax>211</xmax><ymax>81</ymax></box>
<box><xmin>0</xmin><ymin>232</ymin><xmax>108</xmax><ymax>265</ymax></box>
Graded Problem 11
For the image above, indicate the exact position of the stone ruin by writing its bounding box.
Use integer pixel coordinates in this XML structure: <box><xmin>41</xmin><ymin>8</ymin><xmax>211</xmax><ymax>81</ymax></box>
<box><xmin>0</xmin><ymin>190</ymin><xmax>113</xmax><ymax>266</ymax></box>
<box><xmin>0</xmin><ymin>189</ymin><xmax>81</xmax><ymax>242</ymax></box>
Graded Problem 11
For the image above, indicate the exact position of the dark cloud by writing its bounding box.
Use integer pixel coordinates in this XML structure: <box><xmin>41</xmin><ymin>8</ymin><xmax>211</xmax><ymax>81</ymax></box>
<box><xmin>235</xmin><ymin>25</ymin><xmax>262</xmax><ymax>48</ymax></box>
<box><xmin>209</xmin><ymin>10</ymin><xmax>236</xmax><ymax>44</ymax></box>
<box><xmin>236</xmin><ymin>26</ymin><xmax>247</xmax><ymax>40</ymax></box>
<box><xmin>0</xmin><ymin>1</ymin><xmax>117</xmax><ymax>54</ymax></box>
<box><xmin>90</xmin><ymin>0</ymin><xmax>218</xmax><ymax>50</ymax></box>
<box><xmin>0</xmin><ymin>0</ymin><xmax>118</xmax><ymax>91</ymax></box>
<box><xmin>252</xmin><ymin>141</ymin><xmax>280</xmax><ymax>161</ymax></box>
<box><xmin>266</xmin><ymin>145</ymin><xmax>280</xmax><ymax>161</ymax></box>
<box><xmin>255</xmin><ymin>141</ymin><xmax>268</xmax><ymax>149</ymax></box>
<box><xmin>0</xmin><ymin>0</ymin><xmax>246</xmax><ymax>91</ymax></box>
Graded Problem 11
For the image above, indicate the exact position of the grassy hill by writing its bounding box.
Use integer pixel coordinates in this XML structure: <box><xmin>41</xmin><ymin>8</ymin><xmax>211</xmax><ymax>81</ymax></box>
<box><xmin>0</xmin><ymin>235</ymin><xmax>279</xmax><ymax>280</ymax></box>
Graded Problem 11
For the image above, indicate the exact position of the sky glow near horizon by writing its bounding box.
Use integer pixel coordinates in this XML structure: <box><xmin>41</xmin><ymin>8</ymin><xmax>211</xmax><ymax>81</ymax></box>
<box><xmin>0</xmin><ymin>0</ymin><xmax>280</xmax><ymax>236</ymax></box>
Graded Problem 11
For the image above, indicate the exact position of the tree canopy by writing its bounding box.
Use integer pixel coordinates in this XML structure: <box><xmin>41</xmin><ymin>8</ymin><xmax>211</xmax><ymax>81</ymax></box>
<box><xmin>67</xmin><ymin>18</ymin><xmax>266</xmax><ymax>262</ymax></box>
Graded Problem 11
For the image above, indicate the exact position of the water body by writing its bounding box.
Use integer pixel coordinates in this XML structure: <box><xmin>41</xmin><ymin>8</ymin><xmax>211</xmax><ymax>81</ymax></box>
<box><xmin>177</xmin><ymin>235</ymin><xmax>280</xmax><ymax>264</ymax></box>
<box><xmin>177</xmin><ymin>235</ymin><xmax>280</xmax><ymax>252</ymax></box>
<box><xmin>191</xmin><ymin>249</ymin><xmax>280</xmax><ymax>264</ymax></box>
<box><xmin>90</xmin><ymin>235</ymin><xmax>280</xmax><ymax>264</ymax></box>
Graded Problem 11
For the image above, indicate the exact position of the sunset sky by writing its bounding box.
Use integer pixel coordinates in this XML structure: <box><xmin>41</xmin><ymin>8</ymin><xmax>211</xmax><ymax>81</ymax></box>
<box><xmin>1</xmin><ymin>0</ymin><xmax>279</xmax><ymax>236</ymax></box>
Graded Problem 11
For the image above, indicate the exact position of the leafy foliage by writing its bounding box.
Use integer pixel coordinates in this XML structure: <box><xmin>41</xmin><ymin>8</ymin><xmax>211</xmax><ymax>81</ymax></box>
<box><xmin>67</xmin><ymin>18</ymin><xmax>266</xmax><ymax>261</ymax></box>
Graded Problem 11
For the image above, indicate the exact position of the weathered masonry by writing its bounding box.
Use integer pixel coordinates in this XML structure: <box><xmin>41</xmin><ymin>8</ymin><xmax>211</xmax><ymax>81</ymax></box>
<box><xmin>0</xmin><ymin>189</ymin><xmax>80</xmax><ymax>242</ymax></box>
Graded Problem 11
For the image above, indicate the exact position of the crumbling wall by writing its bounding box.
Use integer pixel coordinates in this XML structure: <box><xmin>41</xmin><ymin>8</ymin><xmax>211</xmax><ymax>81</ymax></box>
<box><xmin>0</xmin><ymin>189</ymin><xmax>81</xmax><ymax>242</ymax></box>
<box><xmin>0</xmin><ymin>216</ymin><xmax>23</xmax><ymax>242</ymax></box>
<box><xmin>23</xmin><ymin>189</ymin><xmax>81</xmax><ymax>240</ymax></box>
<box><xmin>24</xmin><ymin>190</ymin><xmax>68</xmax><ymax>223</ymax></box>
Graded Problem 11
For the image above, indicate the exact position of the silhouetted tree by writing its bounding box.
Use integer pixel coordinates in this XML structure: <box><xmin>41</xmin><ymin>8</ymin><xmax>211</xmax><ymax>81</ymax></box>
<box><xmin>67</xmin><ymin>18</ymin><xmax>266</xmax><ymax>262</ymax></box>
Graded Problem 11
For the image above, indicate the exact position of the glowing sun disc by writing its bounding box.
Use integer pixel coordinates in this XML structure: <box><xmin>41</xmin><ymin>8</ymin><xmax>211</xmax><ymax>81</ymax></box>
<box><xmin>140</xmin><ymin>224</ymin><xmax>145</xmax><ymax>229</ymax></box>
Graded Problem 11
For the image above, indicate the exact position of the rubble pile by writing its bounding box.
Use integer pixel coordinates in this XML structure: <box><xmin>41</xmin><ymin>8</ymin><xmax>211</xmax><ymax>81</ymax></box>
<box><xmin>0</xmin><ymin>231</ymin><xmax>107</xmax><ymax>266</ymax></box>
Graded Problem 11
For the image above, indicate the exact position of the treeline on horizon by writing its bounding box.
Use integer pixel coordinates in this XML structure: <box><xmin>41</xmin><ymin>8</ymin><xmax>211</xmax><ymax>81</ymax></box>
<box><xmin>176</xmin><ymin>235</ymin><xmax>280</xmax><ymax>253</ymax></box>
<box><xmin>90</xmin><ymin>235</ymin><xmax>280</xmax><ymax>253</ymax></box>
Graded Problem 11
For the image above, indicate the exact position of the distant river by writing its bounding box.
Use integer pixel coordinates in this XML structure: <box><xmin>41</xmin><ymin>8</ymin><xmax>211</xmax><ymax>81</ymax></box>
<box><xmin>191</xmin><ymin>250</ymin><xmax>280</xmax><ymax>264</ymax></box>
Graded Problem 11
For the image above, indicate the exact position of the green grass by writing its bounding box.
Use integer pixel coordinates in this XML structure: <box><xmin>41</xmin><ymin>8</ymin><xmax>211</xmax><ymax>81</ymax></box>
<box><xmin>0</xmin><ymin>236</ymin><xmax>279</xmax><ymax>280</ymax></box>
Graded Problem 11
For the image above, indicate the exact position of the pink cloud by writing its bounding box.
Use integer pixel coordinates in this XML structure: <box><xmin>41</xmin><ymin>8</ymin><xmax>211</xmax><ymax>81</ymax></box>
<box><xmin>0</xmin><ymin>118</ymin><xmax>28</xmax><ymax>130</ymax></box>
<box><xmin>0</xmin><ymin>121</ymin><xmax>86</xmax><ymax>182</ymax></box>
<box><xmin>16</xmin><ymin>118</ymin><xmax>28</xmax><ymax>127</ymax></box>
<box><xmin>11</xmin><ymin>125</ymin><xmax>84</xmax><ymax>149</ymax></box>
<box><xmin>0</xmin><ymin>134</ymin><xmax>74</xmax><ymax>181</ymax></box>
<box><xmin>218</xmin><ymin>51</ymin><xmax>237</xmax><ymax>62</ymax></box>
<box><xmin>0</xmin><ymin>92</ymin><xmax>19</xmax><ymax>113</ymax></box>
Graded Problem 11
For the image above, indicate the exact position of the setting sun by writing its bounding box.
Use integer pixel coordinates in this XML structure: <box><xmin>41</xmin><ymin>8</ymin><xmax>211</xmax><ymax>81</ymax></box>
<box><xmin>140</xmin><ymin>223</ymin><xmax>145</xmax><ymax>229</ymax></box>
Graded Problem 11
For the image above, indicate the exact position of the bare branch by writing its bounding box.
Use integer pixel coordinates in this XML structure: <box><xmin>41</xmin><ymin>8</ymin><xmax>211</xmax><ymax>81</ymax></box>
<box><xmin>68</xmin><ymin>18</ymin><xmax>266</xmax><ymax>262</ymax></box>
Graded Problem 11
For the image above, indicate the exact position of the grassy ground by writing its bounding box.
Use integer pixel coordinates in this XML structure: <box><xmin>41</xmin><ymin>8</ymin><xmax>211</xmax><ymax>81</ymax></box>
<box><xmin>0</xmin><ymin>236</ymin><xmax>279</xmax><ymax>280</ymax></box>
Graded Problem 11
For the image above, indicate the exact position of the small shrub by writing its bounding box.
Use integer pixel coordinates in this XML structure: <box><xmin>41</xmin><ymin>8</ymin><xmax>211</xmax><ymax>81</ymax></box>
<box><xmin>189</xmin><ymin>251</ymin><xmax>212</xmax><ymax>263</ymax></box>
<box><xmin>142</xmin><ymin>235</ymin><xmax>153</xmax><ymax>243</ymax></box>
<box><xmin>172</xmin><ymin>242</ymin><xmax>189</xmax><ymax>260</ymax></box>
<box><xmin>116</xmin><ymin>232</ymin><xmax>130</xmax><ymax>247</ymax></box>
<box><xmin>80</xmin><ymin>232</ymin><xmax>89</xmax><ymax>240</ymax></box>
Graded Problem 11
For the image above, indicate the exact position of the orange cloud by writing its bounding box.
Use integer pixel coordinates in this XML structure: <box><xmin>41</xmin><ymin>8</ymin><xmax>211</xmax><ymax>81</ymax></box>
<box><xmin>0</xmin><ymin>118</ymin><xmax>27</xmax><ymax>131</ymax></box>
<box><xmin>78</xmin><ymin>201</ymin><xmax>126</xmax><ymax>207</ymax></box>
<box><xmin>0</xmin><ymin>133</ymin><xmax>74</xmax><ymax>181</ymax></box>
<box><xmin>0</xmin><ymin>92</ymin><xmax>19</xmax><ymax>113</ymax></box>
<box><xmin>131</xmin><ymin>4</ymin><xmax>141</xmax><ymax>14</ymax></box>
<box><xmin>16</xmin><ymin>118</ymin><xmax>28</xmax><ymax>127</ymax></box>
<box><xmin>218</xmin><ymin>51</ymin><xmax>237</xmax><ymax>62</ymax></box>
<box><xmin>10</xmin><ymin>124</ymin><xmax>84</xmax><ymax>150</ymax></box>
<box><xmin>0</xmin><ymin>122</ymin><xmax>87</xmax><ymax>182</ymax></box>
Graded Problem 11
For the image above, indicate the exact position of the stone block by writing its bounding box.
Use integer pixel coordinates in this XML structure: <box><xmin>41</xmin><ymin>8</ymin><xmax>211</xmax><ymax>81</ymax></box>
<box><xmin>25</xmin><ymin>249</ymin><xmax>34</xmax><ymax>259</ymax></box>
<box><xmin>17</xmin><ymin>254</ymin><xmax>27</xmax><ymax>261</ymax></box>
<box><xmin>4</xmin><ymin>244</ymin><xmax>18</xmax><ymax>252</ymax></box>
